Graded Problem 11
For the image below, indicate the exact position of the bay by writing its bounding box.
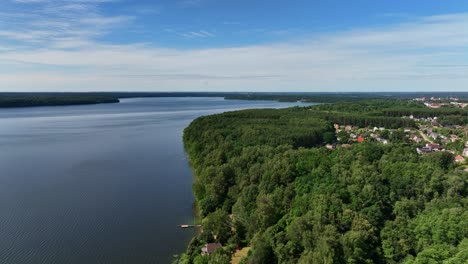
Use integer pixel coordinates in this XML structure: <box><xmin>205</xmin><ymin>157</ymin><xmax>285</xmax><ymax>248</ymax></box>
<box><xmin>0</xmin><ymin>97</ymin><xmax>311</xmax><ymax>264</ymax></box>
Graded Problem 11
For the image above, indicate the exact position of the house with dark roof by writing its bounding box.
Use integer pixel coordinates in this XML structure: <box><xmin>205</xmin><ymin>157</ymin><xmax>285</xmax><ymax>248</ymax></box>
<box><xmin>417</xmin><ymin>147</ymin><xmax>432</xmax><ymax>155</ymax></box>
<box><xmin>426</xmin><ymin>143</ymin><xmax>442</xmax><ymax>151</ymax></box>
<box><xmin>201</xmin><ymin>243</ymin><xmax>222</xmax><ymax>255</ymax></box>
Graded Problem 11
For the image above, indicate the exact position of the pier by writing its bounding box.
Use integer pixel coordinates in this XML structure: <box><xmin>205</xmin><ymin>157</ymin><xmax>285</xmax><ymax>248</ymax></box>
<box><xmin>178</xmin><ymin>224</ymin><xmax>202</xmax><ymax>228</ymax></box>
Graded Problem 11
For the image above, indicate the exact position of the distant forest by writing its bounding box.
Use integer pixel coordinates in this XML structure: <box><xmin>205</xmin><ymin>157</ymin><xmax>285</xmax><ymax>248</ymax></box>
<box><xmin>180</xmin><ymin>99</ymin><xmax>467</xmax><ymax>264</ymax></box>
<box><xmin>1</xmin><ymin>92</ymin><xmax>468</xmax><ymax>108</ymax></box>
<box><xmin>0</xmin><ymin>92</ymin><xmax>226</xmax><ymax>108</ymax></box>
<box><xmin>224</xmin><ymin>92</ymin><xmax>468</xmax><ymax>103</ymax></box>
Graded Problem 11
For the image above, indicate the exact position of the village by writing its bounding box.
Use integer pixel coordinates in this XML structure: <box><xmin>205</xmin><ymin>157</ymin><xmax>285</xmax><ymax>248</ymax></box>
<box><xmin>414</xmin><ymin>96</ymin><xmax>468</xmax><ymax>109</ymax></box>
<box><xmin>326</xmin><ymin>98</ymin><xmax>468</xmax><ymax>171</ymax></box>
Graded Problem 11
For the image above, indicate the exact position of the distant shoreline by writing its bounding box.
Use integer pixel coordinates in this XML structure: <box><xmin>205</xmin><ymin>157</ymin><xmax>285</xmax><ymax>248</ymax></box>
<box><xmin>1</xmin><ymin>92</ymin><xmax>468</xmax><ymax>108</ymax></box>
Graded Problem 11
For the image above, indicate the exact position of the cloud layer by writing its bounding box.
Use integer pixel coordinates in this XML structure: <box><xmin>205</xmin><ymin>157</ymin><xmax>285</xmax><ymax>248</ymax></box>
<box><xmin>0</xmin><ymin>1</ymin><xmax>467</xmax><ymax>92</ymax></box>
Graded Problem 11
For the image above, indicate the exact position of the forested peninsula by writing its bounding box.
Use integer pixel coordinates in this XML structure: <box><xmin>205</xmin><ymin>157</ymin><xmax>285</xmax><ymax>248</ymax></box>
<box><xmin>180</xmin><ymin>99</ymin><xmax>468</xmax><ymax>264</ymax></box>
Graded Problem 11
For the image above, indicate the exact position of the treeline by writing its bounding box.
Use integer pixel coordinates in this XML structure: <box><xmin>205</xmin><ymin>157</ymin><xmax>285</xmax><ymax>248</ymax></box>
<box><xmin>225</xmin><ymin>92</ymin><xmax>468</xmax><ymax>103</ymax></box>
<box><xmin>308</xmin><ymin>100</ymin><xmax>418</xmax><ymax>128</ymax></box>
<box><xmin>438</xmin><ymin>115</ymin><xmax>468</xmax><ymax>126</ymax></box>
<box><xmin>313</xmin><ymin>99</ymin><xmax>425</xmax><ymax>113</ymax></box>
<box><xmin>225</xmin><ymin>93</ymin><xmax>386</xmax><ymax>103</ymax></box>
<box><xmin>312</xmin><ymin>111</ymin><xmax>416</xmax><ymax>129</ymax></box>
<box><xmin>0</xmin><ymin>93</ymin><xmax>119</xmax><ymax>108</ymax></box>
<box><xmin>179</xmin><ymin>102</ymin><xmax>467</xmax><ymax>264</ymax></box>
<box><xmin>0</xmin><ymin>92</ymin><xmax>397</xmax><ymax>108</ymax></box>
<box><xmin>0</xmin><ymin>92</ymin><xmax>234</xmax><ymax>108</ymax></box>
<box><xmin>382</xmin><ymin>108</ymin><xmax>468</xmax><ymax>118</ymax></box>
<box><xmin>313</xmin><ymin>99</ymin><xmax>467</xmax><ymax>122</ymax></box>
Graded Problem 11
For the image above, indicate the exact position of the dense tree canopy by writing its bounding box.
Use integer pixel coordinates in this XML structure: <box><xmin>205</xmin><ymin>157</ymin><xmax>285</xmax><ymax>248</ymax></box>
<box><xmin>180</xmin><ymin>100</ymin><xmax>467</xmax><ymax>264</ymax></box>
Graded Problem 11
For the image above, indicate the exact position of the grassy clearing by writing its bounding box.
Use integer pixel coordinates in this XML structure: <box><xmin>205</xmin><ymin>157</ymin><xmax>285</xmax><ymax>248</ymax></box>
<box><xmin>231</xmin><ymin>247</ymin><xmax>251</xmax><ymax>264</ymax></box>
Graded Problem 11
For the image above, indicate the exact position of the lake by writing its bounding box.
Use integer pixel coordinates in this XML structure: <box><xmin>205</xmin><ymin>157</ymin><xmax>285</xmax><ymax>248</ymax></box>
<box><xmin>0</xmin><ymin>97</ymin><xmax>311</xmax><ymax>264</ymax></box>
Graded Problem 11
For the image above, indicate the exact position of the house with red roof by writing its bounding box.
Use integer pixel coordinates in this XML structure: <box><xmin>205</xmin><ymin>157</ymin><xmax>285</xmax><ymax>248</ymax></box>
<box><xmin>455</xmin><ymin>155</ymin><xmax>465</xmax><ymax>163</ymax></box>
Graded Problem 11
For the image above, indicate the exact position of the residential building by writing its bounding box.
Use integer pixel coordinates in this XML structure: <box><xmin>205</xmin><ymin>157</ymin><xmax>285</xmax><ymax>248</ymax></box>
<box><xmin>202</xmin><ymin>243</ymin><xmax>222</xmax><ymax>255</ymax></box>
<box><xmin>455</xmin><ymin>155</ymin><xmax>465</xmax><ymax>163</ymax></box>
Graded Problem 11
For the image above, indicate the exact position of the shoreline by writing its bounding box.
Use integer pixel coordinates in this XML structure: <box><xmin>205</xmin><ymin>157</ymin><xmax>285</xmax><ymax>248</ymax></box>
<box><xmin>3</xmin><ymin>92</ymin><xmax>467</xmax><ymax>109</ymax></box>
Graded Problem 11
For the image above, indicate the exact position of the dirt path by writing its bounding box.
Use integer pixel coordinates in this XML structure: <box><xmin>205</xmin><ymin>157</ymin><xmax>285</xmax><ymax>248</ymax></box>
<box><xmin>419</xmin><ymin>130</ymin><xmax>434</xmax><ymax>144</ymax></box>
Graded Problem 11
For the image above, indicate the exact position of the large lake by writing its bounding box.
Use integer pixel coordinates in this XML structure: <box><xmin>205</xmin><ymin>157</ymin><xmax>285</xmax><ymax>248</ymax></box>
<box><xmin>0</xmin><ymin>97</ymin><xmax>310</xmax><ymax>264</ymax></box>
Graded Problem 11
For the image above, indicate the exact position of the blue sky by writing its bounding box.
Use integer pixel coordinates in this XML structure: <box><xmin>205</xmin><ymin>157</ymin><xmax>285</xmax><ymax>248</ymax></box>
<box><xmin>1</xmin><ymin>0</ymin><xmax>468</xmax><ymax>92</ymax></box>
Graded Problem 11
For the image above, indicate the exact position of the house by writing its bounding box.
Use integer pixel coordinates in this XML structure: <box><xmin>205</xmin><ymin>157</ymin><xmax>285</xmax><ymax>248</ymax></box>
<box><xmin>430</xmin><ymin>103</ymin><xmax>441</xmax><ymax>108</ymax></box>
<box><xmin>425</xmin><ymin>103</ymin><xmax>441</xmax><ymax>108</ymax></box>
<box><xmin>426</xmin><ymin>144</ymin><xmax>442</xmax><ymax>151</ymax></box>
<box><xmin>429</xmin><ymin>132</ymin><xmax>439</xmax><ymax>140</ymax></box>
<box><xmin>463</xmin><ymin>148</ymin><xmax>468</xmax><ymax>157</ymax></box>
<box><xmin>450</xmin><ymin>135</ymin><xmax>460</xmax><ymax>142</ymax></box>
<box><xmin>372</xmin><ymin>127</ymin><xmax>385</xmax><ymax>132</ymax></box>
<box><xmin>202</xmin><ymin>243</ymin><xmax>222</xmax><ymax>255</ymax></box>
<box><xmin>326</xmin><ymin>144</ymin><xmax>336</xmax><ymax>150</ymax></box>
<box><xmin>412</xmin><ymin>136</ymin><xmax>422</xmax><ymax>143</ymax></box>
<box><xmin>378</xmin><ymin>138</ymin><xmax>389</xmax><ymax>144</ymax></box>
<box><xmin>417</xmin><ymin>147</ymin><xmax>432</xmax><ymax>154</ymax></box>
<box><xmin>455</xmin><ymin>155</ymin><xmax>465</xmax><ymax>163</ymax></box>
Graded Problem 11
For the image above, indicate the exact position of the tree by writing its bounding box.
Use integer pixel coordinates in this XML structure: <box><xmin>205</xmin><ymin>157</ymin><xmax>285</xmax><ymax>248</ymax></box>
<box><xmin>202</xmin><ymin>210</ymin><xmax>232</xmax><ymax>243</ymax></box>
<box><xmin>323</xmin><ymin>131</ymin><xmax>336</xmax><ymax>144</ymax></box>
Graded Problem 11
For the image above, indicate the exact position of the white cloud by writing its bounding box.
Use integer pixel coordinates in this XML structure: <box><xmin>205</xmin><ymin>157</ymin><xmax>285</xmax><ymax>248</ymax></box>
<box><xmin>1</xmin><ymin>0</ymin><xmax>130</xmax><ymax>49</ymax></box>
<box><xmin>0</xmin><ymin>9</ymin><xmax>468</xmax><ymax>92</ymax></box>
<box><xmin>179</xmin><ymin>30</ymin><xmax>215</xmax><ymax>38</ymax></box>
<box><xmin>12</xmin><ymin>0</ymin><xmax>46</xmax><ymax>3</ymax></box>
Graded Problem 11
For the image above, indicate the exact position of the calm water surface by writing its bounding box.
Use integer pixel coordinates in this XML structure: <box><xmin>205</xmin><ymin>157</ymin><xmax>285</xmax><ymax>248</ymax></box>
<box><xmin>0</xmin><ymin>97</ymin><xmax>311</xmax><ymax>264</ymax></box>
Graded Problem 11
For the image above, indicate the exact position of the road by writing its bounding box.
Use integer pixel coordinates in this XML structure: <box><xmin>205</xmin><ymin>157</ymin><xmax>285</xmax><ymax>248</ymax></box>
<box><xmin>419</xmin><ymin>130</ymin><xmax>434</xmax><ymax>144</ymax></box>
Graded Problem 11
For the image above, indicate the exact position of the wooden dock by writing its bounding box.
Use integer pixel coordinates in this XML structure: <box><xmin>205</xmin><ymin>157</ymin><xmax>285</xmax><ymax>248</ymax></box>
<box><xmin>178</xmin><ymin>224</ymin><xmax>202</xmax><ymax>228</ymax></box>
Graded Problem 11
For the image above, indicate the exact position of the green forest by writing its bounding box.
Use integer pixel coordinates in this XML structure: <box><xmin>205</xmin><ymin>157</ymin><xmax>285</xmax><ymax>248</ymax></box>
<box><xmin>0</xmin><ymin>92</ymin><xmax>233</xmax><ymax>108</ymax></box>
<box><xmin>179</xmin><ymin>100</ymin><xmax>467</xmax><ymax>264</ymax></box>
<box><xmin>0</xmin><ymin>93</ymin><xmax>120</xmax><ymax>108</ymax></box>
